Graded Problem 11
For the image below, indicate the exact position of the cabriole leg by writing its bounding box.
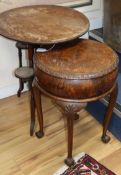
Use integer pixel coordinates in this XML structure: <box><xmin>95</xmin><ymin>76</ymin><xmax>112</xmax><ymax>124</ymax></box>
<box><xmin>56</xmin><ymin>101</ymin><xmax>87</xmax><ymax>167</ymax></box>
<box><xmin>33</xmin><ymin>84</ymin><xmax>44</xmax><ymax>138</ymax></box>
<box><xmin>102</xmin><ymin>83</ymin><xmax>118</xmax><ymax>143</ymax></box>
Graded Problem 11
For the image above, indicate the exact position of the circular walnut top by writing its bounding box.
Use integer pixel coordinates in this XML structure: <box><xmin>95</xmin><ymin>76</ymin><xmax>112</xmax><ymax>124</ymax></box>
<box><xmin>0</xmin><ymin>5</ymin><xmax>89</xmax><ymax>44</ymax></box>
<box><xmin>34</xmin><ymin>39</ymin><xmax>119</xmax><ymax>79</ymax></box>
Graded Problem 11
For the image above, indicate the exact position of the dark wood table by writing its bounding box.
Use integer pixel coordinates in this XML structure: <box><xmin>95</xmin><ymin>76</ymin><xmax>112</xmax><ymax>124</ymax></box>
<box><xmin>0</xmin><ymin>4</ymin><xmax>89</xmax><ymax>137</ymax></box>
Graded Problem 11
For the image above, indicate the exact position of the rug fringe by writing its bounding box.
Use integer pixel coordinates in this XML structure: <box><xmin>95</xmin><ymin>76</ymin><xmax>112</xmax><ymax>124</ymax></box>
<box><xmin>53</xmin><ymin>152</ymin><xmax>85</xmax><ymax>175</ymax></box>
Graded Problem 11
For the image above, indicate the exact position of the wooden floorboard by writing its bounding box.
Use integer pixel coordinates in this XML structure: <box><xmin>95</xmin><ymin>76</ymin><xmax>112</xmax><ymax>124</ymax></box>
<box><xmin>0</xmin><ymin>92</ymin><xmax>121</xmax><ymax>175</ymax></box>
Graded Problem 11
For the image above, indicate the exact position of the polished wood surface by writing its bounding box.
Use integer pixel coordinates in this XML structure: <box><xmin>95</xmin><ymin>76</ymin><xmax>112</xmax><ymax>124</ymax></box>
<box><xmin>0</xmin><ymin>93</ymin><xmax>121</xmax><ymax>175</ymax></box>
<box><xmin>0</xmin><ymin>5</ymin><xmax>89</xmax><ymax>44</ymax></box>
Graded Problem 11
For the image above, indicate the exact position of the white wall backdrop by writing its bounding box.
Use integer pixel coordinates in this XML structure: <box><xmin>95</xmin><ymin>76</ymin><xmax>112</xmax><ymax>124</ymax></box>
<box><xmin>0</xmin><ymin>0</ymin><xmax>103</xmax><ymax>99</ymax></box>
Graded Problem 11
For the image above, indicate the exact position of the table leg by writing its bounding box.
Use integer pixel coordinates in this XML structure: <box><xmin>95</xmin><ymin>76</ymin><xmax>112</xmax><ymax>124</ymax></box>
<box><xmin>101</xmin><ymin>83</ymin><xmax>118</xmax><ymax>143</ymax></box>
<box><xmin>33</xmin><ymin>84</ymin><xmax>44</xmax><ymax>138</ymax></box>
<box><xmin>28</xmin><ymin>46</ymin><xmax>34</xmax><ymax>67</ymax></box>
<box><xmin>28</xmin><ymin>46</ymin><xmax>35</xmax><ymax>135</ymax></box>
<box><xmin>30</xmin><ymin>88</ymin><xmax>35</xmax><ymax>136</ymax></box>
<box><xmin>56</xmin><ymin>100</ymin><xmax>87</xmax><ymax>167</ymax></box>
<box><xmin>64</xmin><ymin>104</ymin><xmax>75</xmax><ymax>167</ymax></box>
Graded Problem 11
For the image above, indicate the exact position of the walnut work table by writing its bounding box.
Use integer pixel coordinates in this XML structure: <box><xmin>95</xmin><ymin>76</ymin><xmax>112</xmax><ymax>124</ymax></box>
<box><xmin>33</xmin><ymin>39</ymin><xmax>118</xmax><ymax>166</ymax></box>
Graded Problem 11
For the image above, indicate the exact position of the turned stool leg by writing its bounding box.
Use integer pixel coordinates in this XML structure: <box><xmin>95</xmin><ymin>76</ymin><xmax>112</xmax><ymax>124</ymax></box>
<box><xmin>17</xmin><ymin>78</ymin><xmax>24</xmax><ymax>97</ymax></box>
<box><xmin>33</xmin><ymin>85</ymin><xmax>44</xmax><ymax>138</ymax></box>
<box><xmin>17</xmin><ymin>47</ymin><xmax>23</xmax><ymax>97</ymax></box>
<box><xmin>30</xmin><ymin>88</ymin><xmax>35</xmax><ymax>136</ymax></box>
<box><xmin>102</xmin><ymin>83</ymin><xmax>118</xmax><ymax>143</ymax></box>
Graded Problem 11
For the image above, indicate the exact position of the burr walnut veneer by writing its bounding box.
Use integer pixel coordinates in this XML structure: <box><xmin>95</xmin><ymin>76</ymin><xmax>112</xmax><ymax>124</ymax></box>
<box><xmin>32</xmin><ymin>39</ymin><xmax>119</xmax><ymax>166</ymax></box>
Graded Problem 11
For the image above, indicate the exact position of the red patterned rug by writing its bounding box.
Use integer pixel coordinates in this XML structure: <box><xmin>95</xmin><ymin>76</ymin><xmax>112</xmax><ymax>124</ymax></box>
<box><xmin>54</xmin><ymin>153</ymin><xmax>116</xmax><ymax>175</ymax></box>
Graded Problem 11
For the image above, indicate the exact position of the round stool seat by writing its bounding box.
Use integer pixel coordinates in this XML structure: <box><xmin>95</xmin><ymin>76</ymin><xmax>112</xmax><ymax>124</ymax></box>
<box><xmin>15</xmin><ymin>66</ymin><xmax>34</xmax><ymax>79</ymax></box>
<box><xmin>16</xmin><ymin>41</ymin><xmax>39</xmax><ymax>50</ymax></box>
<box><xmin>34</xmin><ymin>39</ymin><xmax>119</xmax><ymax>101</ymax></box>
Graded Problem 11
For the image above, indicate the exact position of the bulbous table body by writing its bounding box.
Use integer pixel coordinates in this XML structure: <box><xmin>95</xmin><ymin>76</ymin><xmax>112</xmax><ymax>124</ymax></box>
<box><xmin>34</xmin><ymin>39</ymin><xmax>118</xmax><ymax>102</ymax></box>
<box><xmin>33</xmin><ymin>39</ymin><xmax>119</xmax><ymax>166</ymax></box>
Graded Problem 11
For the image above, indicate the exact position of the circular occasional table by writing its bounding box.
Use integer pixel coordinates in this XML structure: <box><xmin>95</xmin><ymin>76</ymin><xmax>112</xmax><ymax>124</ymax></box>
<box><xmin>0</xmin><ymin>5</ymin><xmax>89</xmax><ymax>135</ymax></box>
<box><xmin>0</xmin><ymin>5</ymin><xmax>89</xmax><ymax>44</ymax></box>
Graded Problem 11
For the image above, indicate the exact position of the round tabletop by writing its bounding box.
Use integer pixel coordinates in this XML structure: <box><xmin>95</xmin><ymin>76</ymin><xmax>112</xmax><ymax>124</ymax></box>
<box><xmin>34</xmin><ymin>39</ymin><xmax>118</xmax><ymax>79</ymax></box>
<box><xmin>0</xmin><ymin>5</ymin><xmax>89</xmax><ymax>44</ymax></box>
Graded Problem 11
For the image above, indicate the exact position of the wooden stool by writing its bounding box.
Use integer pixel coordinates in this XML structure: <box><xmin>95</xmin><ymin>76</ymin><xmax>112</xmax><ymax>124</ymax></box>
<box><xmin>14</xmin><ymin>66</ymin><xmax>34</xmax><ymax>92</ymax></box>
<box><xmin>15</xmin><ymin>41</ymin><xmax>34</xmax><ymax>97</ymax></box>
<box><xmin>32</xmin><ymin>39</ymin><xmax>119</xmax><ymax>167</ymax></box>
